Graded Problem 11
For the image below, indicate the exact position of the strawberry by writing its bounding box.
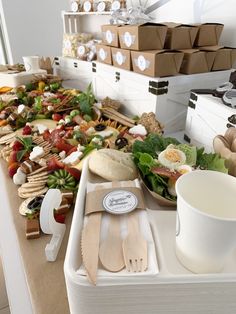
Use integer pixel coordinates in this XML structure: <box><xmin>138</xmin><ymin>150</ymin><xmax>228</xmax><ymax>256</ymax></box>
<box><xmin>8</xmin><ymin>162</ymin><xmax>19</xmax><ymax>177</ymax></box>
<box><xmin>65</xmin><ymin>167</ymin><xmax>81</xmax><ymax>180</ymax></box>
<box><xmin>47</xmin><ymin>156</ymin><xmax>65</xmax><ymax>171</ymax></box>
<box><xmin>52</xmin><ymin>113</ymin><xmax>62</xmax><ymax>121</ymax></box>
<box><xmin>54</xmin><ymin>213</ymin><xmax>66</xmax><ymax>224</ymax></box>
<box><xmin>12</xmin><ymin>140</ymin><xmax>24</xmax><ymax>152</ymax></box>
<box><xmin>8</xmin><ymin>151</ymin><xmax>18</xmax><ymax>165</ymax></box>
<box><xmin>22</xmin><ymin>125</ymin><xmax>32</xmax><ymax>135</ymax></box>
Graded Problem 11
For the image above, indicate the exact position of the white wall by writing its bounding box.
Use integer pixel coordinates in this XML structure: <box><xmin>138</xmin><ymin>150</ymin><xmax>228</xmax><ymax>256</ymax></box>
<box><xmin>1</xmin><ymin>0</ymin><xmax>68</xmax><ymax>63</ymax></box>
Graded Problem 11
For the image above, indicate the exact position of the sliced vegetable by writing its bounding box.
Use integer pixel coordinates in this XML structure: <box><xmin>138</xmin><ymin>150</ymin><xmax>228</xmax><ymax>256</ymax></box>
<box><xmin>47</xmin><ymin>169</ymin><xmax>77</xmax><ymax>190</ymax></box>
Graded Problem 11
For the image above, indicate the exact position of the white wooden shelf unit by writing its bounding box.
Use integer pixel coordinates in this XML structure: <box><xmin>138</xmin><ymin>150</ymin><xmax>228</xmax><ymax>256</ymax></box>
<box><xmin>61</xmin><ymin>10</ymin><xmax>111</xmax><ymax>38</ymax></box>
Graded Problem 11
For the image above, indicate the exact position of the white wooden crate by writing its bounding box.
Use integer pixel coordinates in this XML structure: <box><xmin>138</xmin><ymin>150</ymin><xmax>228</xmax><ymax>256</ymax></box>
<box><xmin>54</xmin><ymin>57</ymin><xmax>233</xmax><ymax>133</ymax></box>
<box><xmin>53</xmin><ymin>56</ymin><xmax>92</xmax><ymax>91</ymax></box>
<box><xmin>185</xmin><ymin>92</ymin><xmax>236</xmax><ymax>152</ymax></box>
<box><xmin>92</xmin><ymin>62</ymin><xmax>233</xmax><ymax>133</ymax></box>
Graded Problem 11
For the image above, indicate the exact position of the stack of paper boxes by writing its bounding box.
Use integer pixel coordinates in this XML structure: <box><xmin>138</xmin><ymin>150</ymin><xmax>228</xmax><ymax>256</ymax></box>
<box><xmin>96</xmin><ymin>22</ymin><xmax>236</xmax><ymax>77</ymax></box>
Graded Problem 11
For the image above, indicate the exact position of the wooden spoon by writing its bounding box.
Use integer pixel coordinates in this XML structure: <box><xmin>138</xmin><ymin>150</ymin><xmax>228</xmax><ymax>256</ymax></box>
<box><xmin>99</xmin><ymin>214</ymin><xmax>125</xmax><ymax>272</ymax></box>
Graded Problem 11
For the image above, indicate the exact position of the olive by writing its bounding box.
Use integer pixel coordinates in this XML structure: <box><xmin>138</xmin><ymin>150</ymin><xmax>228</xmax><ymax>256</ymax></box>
<box><xmin>27</xmin><ymin>196</ymin><xmax>44</xmax><ymax>210</ymax></box>
<box><xmin>115</xmin><ymin>137</ymin><xmax>128</xmax><ymax>149</ymax></box>
<box><xmin>95</xmin><ymin>124</ymin><xmax>106</xmax><ymax>131</ymax></box>
<box><xmin>34</xmin><ymin>196</ymin><xmax>41</xmax><ymax>202</ymax></box>
<box><xmin>27</xmin><ymin>199</ymin><xmax>35</xmax><ymax>209</ymax></box>
<box><xmin>33</xmin><ymin>201</ymin><xmax>42</xmax><ymax>209</ymax></box>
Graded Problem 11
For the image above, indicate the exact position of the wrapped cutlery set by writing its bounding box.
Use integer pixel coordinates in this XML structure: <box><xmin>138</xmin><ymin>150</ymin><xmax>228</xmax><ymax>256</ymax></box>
<box><xmin>80</xmin><ymin>177</ymin><xmax>158</xmax><ymax>284</ymax></box>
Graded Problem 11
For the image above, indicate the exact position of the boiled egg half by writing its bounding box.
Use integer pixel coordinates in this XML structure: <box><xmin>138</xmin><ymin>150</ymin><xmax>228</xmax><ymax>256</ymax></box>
<box><xmin>168</xmin><ymin>165</ymin><xmax>193</xmax><ymax>196</ymax></box>
<box><xmin>158</xmin><ymin>147</ymin><xmax>186</xmax><ymax>170</ymax></box>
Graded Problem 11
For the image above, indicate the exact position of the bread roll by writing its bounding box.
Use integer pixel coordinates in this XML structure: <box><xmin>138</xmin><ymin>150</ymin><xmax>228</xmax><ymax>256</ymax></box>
<box><xmin>88</xmin><ymin>149</ymin><xmax>138</xmax><ymax>181</ymax></box>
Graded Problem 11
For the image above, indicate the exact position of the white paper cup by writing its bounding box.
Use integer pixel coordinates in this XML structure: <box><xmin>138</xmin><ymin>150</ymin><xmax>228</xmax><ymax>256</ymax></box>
<box><xmin>175</xmin><ymin>170</ymin><xmax>236</xmax><ymax>273</ymax></box>
<box><xmin>22</xmin><ymin>56</ymin><xmax>40</xmax><ymax>72</ymax></box>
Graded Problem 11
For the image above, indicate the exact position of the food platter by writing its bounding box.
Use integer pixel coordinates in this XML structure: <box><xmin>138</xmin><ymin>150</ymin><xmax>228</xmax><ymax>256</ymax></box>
<box><xmin>64</xmin><ymin>157</ymin><xmax>236</xmax><ymax>314</ymax></box>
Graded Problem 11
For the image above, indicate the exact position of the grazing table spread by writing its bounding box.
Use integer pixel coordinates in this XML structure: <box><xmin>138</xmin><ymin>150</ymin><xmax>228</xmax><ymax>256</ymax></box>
<box><xmin>0</xmin><ymin>159</ymin><xmax>71</xmax><ymax>314</ymax></box>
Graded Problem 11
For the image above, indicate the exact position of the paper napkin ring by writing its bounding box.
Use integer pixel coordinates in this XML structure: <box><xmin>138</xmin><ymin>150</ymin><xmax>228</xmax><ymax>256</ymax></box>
<box><xmin>85</xmin><ymin>186</ymin><xmax>146</xmax><ymax>215</ymax></box>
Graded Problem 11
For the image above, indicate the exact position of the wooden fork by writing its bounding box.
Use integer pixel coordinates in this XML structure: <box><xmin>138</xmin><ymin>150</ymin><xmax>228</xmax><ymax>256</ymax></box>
<box><xmin>122</xmin><ymin>210</ymin><xmax>148</xmax><ymax>272</ymax></box>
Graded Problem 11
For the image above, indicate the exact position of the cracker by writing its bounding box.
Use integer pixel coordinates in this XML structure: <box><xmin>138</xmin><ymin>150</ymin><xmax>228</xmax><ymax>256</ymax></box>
<box><xmin>0</xmin><ymin>132</ymin><xmax>16</xmax><ymax>144</ymax></box>
<box><xmin>27</xmin><ymin>179</ymin><xmax>48</xmax><ymax>184</ymax></box>
<box><xmin>27</xmin><ymin>176</ymin><xmax>49</xmax><ymax>182</ymax></box>
<box><xmin>21</xmin><ymin>182</ymin><xmax>46</xmax><ymax>188</ymax></box>
<box><xmin>18</xmin><ymin>187</ymin><xmax>48</xmax><ymax>199</ymax></box>
<box><xmin>0</xmin><ymin>130</ymin><xmax>13</xmax><ymax>137</ymax></box>
<box><xmin>19</xmin><ymin>197</ymin><xmax>35</xmax><ymax>216</ymax></box>
<box><xmin>18</xmin><ymin>185</ymin><xmax>45</xmax><ymax>194</ymax></box>
<box><xmin>27</xmin><ymin>177</ymin><xmax>48</xmax><ymax>183</ymax></box>
<box><xmin>27</xmin><ymin>170</ymin><xmax>48</xmax><ymax>178</ymax></box>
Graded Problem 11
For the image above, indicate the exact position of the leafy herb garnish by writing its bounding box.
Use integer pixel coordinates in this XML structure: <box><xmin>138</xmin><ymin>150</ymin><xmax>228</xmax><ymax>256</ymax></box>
<box><xmin>16</xmin><ymin>136</ymin><xmax>35</xmax><ymax>161</ymax></box>
<box><xmin>71</xmin><ymin>83</ymin><xmax>96</xmax><ymax>116</ymax></box>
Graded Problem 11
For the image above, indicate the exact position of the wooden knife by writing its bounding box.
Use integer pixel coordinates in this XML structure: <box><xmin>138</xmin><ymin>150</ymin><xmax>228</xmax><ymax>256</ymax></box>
<box><xmin>81</xmin><ymin>212</ymin><xmax>102</xmax><ymax>285</ymax></box>
<box><xmin>81</xmin><ymin>185</ymin><xmax>103</xmax><ymax>285</ymax></box>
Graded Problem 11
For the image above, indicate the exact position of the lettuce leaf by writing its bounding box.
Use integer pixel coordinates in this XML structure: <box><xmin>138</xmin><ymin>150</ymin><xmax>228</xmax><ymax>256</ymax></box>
<box><xmin>176</xmin><ymin>144</ymin><xmax>197</xmax><ymax>166</ymax></box>
<box><xmin>134</xmin><ymin>152</ymin><xmax>156</xmax><ymax>177</ymax></box>
<box><xmin>196</xmin><ymin>149</ymin><xmax>228</xmax><ymax>173</ymax></box>
<box><xmin>132</xmin><ymin>133</ymin><xmax>180</xmax><ymax>157</ymax></box>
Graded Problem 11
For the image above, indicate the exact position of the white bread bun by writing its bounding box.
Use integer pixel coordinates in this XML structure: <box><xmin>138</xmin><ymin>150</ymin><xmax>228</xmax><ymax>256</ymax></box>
<box><xmin>88</xmin><ymin>149</ymin><xmax>138</xmax><ymax>181</ymax></box>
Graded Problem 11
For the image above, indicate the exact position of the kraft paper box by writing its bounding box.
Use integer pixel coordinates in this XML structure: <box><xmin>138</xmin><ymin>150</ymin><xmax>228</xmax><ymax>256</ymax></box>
<box><xmin>164</xmin><ymin>23</ymin><xmax>198</xmax><ymax>50</ymax></box>
<box><xmin>131</xmin><ymin>50</ymin><xmax>184</xmax><ymax>77</ymax></box>
<box><xmin>199</xmin><ymin>46</ymin><xmax>236</xmax><ymax>71</ymax></box>
<box><xmin>195</xmin><ymin>23</ymin><xmax>224</xmax><ymax>47</ymax></box>
<box><xmin>179</xmin><ymin>49</ymin><xmax>216</xmax><ymax>74</ymax></box>
<box><xmin>118</xmin><ymin>23</ymin><xmax>167</xmax><ymax>51</ymax></box>
<box><xmin>96</xmin><ymin>44</ymin><xmax>112</xmax><ymax>65</ymax></box>
<box><xmin>101</xmin><ymin>24</ymin><xmax>121</xmax><ymax>47</ymax></box>
<box><xmin>111</xmin><ymin>47</ymin><xmax>132</xmax><ymax>71</ymax></box>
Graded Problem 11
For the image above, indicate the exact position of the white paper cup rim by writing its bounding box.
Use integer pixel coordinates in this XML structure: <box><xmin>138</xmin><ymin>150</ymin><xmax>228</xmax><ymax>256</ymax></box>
<box><xmin>176</xmin><ymin>170</ymin><xmax>236</xmax><ymax>222</ymax></box>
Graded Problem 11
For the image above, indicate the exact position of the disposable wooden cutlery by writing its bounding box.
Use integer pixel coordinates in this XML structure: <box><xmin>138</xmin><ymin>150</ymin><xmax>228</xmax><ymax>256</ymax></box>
<box><xmin>81</xmin><ymin>186</ymin><xmax>103</xmax><ymax>285</ymax></box>
<box><xmin>99</xmin><ymin>214</ymin><xmax>125</xmax><ymax>272</ymax></box>
<box><xmin>122</xmin><ymin>210</ymin><xmax>148</xmax><ymax>272</ymax></box>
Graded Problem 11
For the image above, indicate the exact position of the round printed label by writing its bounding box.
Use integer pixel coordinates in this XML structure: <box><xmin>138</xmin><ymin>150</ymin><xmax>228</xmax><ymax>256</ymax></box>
<box><xmin>105</xmin><ymin>30</ymin><xmax>113</xmax><ymax>44</ymax></box>
<box><xmin>111</xmin><ymin>0</ymin><xmax>121</xmax><ymax>11</ymax></box>
<box><xmin>137</xmin><ymin>55</ymin><xmax>147</xmax><ymax>71</ymax></box>
<box><xmin>64</xmin><ymin>40</ymin><xmax>72</xmax><ymax>50</ymax></box>
<box><xmin>78</xmin><ymin>45</ymin><xmax>86</xmax><ymax>56</ymax></box>
<box><xmin>103</xmin><ymin>190</ymin><xmax>138</xmax><ymax>214</ymax></box>
<box><xmin>124</xmin><ymin>32</ymin><xmax>132</xmax><ymax>48</ymax></box>
<box><xmin>83</xmin><ymin>1</ymin><xmax>92</xmax><ymax>12</ymax></box>
<box><xmin>99</xmin><ymin>48</ymin><xmax>106</xmax><ymax>60</ymax></box>
<box><xmin>97</xmin><ymin>1</ymin><xmax>106</xmax><ymax>12</ymax></box>
<box><xmin>116</xmin><ymin>51</ymin><xmax>124</xmax><ymax>65</ymax></box>
<box><xmin>71</xmin><ymin>1</ymin><xmax>79</xmax><ymax>12</ymax></box>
